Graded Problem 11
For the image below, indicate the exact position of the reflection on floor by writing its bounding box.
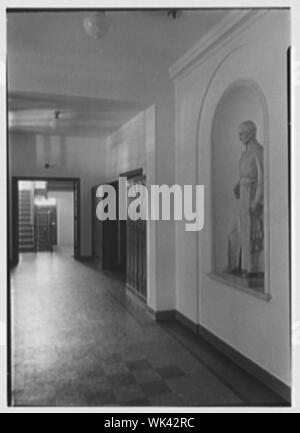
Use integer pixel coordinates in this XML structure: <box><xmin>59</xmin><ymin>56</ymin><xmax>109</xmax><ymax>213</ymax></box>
<box><xmin>11</xmin><ymin>251</ymin><xmax>286</xmax><ymax>407</ymax></box>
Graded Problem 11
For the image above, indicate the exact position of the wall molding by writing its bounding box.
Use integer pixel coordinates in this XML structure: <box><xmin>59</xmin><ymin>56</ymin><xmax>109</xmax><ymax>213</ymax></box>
<box><xmin>154</xmin><ymin>309</ymin><xmax>291</xmax><ymax>403</ymax></box>
<box><xmin>169</xmin><ymin>9</ymin><xmax>268</xmax><ymax>82</ymax></box>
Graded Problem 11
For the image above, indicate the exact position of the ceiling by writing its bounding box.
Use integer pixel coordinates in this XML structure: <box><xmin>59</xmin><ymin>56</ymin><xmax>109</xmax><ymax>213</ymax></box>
<box><xmin>8</xmin><ymin>91</ymin><xmax>145</xmax><ymax>138</ymax></box>
<box><xmin>7</xmin><ymin>9</ymin><xmax>229</xmax><ymax>137</ymax></box>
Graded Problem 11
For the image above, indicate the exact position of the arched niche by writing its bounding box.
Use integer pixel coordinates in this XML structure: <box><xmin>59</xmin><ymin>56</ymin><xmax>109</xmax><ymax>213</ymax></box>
<box><xmin>211</xmin><ymin>80</ymin><xmax>268</xmax><ymax>293</ymax></box>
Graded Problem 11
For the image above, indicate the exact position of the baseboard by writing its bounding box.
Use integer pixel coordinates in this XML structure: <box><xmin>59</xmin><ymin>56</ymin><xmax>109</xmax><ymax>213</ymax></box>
<box><xmin>78</xmin><ymin>255</ymin><xmax>93</xmax><ymax>262</ymax></box>
<box><xmin>175</xmin><ymin>311</ymin><xmax>198</xmax><ymax>335</ymax></box>
<box><xmin>125</xmin><ymin>284</ymin><xmax>146</xmax><ymax>303</ymax></box>
<box><xmin>153</xmin><ymin>306</ymin><xmax>291</xmax><ymax>403</ymax></box>
<box><xmin>155</xmin><ymin>310</ymin><xmax>176</xmax><ymax>321</ymax></box>
<box><xmin>197</xmin><ymin>324</ymin><xmax>291</xmax><ymax>404</ymax></box>
<box><xmin>147</xmin><ymin>308</ymin><xmax>176</xmax><ymax>321</ymax></box>
<box><xmin>9</xmin><ymin>259</ymin><xmax>18</xmax><ymax>269</ymax></box>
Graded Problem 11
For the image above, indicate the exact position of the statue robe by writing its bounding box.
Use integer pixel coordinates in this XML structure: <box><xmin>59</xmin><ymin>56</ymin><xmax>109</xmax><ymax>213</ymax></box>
<box><xmin>228</xmin><ymin>141</ymin><xmax>264</xmax><ymax>275</ymax></box>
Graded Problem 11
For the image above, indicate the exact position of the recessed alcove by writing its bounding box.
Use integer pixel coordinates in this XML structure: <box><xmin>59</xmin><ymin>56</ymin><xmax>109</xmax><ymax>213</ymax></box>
<box><xmin>211</xmin><ymin>82</ymin><xmax>268</xmax><ymax>295</ymax></box>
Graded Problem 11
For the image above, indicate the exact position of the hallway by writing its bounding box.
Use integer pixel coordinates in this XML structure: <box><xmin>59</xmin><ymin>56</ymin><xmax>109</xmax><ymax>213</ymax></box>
<box><xmin>11</xmin><ymin>251</ymin><xmax>285</xmax><ymax>407</ymax></box>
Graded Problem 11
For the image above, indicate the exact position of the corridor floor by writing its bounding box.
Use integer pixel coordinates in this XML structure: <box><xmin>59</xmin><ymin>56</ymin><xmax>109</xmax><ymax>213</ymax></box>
<box><xmin>10</xmin><ymin>251</ymin><xmax>286</xmax><ymax>407</ymax></box>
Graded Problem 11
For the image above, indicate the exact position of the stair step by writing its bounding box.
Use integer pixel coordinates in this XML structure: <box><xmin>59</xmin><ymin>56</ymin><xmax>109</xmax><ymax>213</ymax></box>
<box><xmin>19</xmin><ymin>247</ymin><xmax>35</xmax><ymax>253</ymax></box>
<box><xmin>19</xmin><ymin>237</ymin><xmax>34</xmax><ymax>243</ymax></box>
<box><xmin>19</xmin><ymin>231</ymin><xmax>34</xmax><ymax>236</ymax></box>
<box><xmin>19</xmin><ymin>240</ymin><xmax>34</xmax><ymax>248</ymax></box>
<box><xmin>19</xmin><ymin>235</ymin><xmax>34</xmax><ymax>241</ymax></box>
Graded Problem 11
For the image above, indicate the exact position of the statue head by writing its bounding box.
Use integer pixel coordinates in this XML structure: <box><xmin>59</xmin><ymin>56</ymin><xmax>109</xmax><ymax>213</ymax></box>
<box><xmin>238</xmin><ymin>121</ymin><xmax>257</xmax><ymax>145</ymax></box>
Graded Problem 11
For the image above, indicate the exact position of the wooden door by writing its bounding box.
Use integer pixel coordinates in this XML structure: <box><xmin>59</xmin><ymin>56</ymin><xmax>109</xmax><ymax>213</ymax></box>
<box><xmin>102</xmin><ymin>180</ymin><xmax>119</xmax><ymax>271</ymax></box>
<box><xmin>92</xmin><ymin>186</ymin><xmax>103</xmax><ymax>268</ymax></box>
<box><xmin>119</xmin><ymin>219</ymin><xmax>127</xmax><ymax>276</ymax></box>
<box><xmin>35</xmin><ymin>205</ymin><xmax>57</xmax><ymax>252</ymax></box>
<box><xmin>73</xmin><ymin>180</ymin><xmax>79</xmax><ymax>259</ymax></box>
<box><xmin>126</xmin><ymin>175</ymin><xmax>147</xmax><ymax>299</ymax></box>
<box><xmin>50</xmin><ymin>207</ymin><xmax>57</xmax><ymax>245</ymax></box>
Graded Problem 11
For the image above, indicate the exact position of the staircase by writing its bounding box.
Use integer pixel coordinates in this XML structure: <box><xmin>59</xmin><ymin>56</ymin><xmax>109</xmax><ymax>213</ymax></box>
<box><xmin>18</xmin><ymin>190</ymin><xmax>35</xmax><ymax>253</ymax></box>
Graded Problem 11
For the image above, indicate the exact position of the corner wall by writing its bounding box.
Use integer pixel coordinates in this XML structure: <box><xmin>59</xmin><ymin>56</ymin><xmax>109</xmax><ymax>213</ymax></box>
<box><xmin>104</xmin><ymin>98</ymin><xmax>176</xmax><ymax>312</ymax></box>
<box><xmin>173</xmin><ymin>10</ymin><xmax>291</xmax><ymax>385</ymax></box>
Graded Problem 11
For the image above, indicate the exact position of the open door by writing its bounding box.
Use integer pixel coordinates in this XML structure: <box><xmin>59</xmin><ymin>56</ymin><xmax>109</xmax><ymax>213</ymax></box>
<box><xmin>92</xmin><ymin>186</ymin><xmax>103</xmax><ymax>268</ymax></box>
<box><xmin>102</xmin><ymin>180</ymin><xmax>119</xmax><ymax>272</ymax></box>
<box><xmin>73</xmin><ymin>179</ymin><xmax>80</xmax><ymax>260</ymax></box>
<box><xmin>91</xmin><ymin>171</ymin><xmax>146</xmax><ymax>297</ymax></box>
<box><xmin>126</xmin><ymin>174</ymin><xmax>147</xmax><ymax>300</ymax></box>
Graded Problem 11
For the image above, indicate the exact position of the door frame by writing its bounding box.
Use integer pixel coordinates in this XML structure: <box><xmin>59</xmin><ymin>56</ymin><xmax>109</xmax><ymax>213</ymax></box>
<box><xmin>11</xmin><ymin>176</ymin><xmax>81</xmax><ymax>264</ymax></box>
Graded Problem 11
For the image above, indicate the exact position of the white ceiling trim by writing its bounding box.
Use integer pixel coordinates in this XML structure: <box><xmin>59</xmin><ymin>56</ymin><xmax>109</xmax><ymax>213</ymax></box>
<box><xmin>169</xmin><ymin>9</ymin><xmax>269</xmax><ymax>81</ymax></box>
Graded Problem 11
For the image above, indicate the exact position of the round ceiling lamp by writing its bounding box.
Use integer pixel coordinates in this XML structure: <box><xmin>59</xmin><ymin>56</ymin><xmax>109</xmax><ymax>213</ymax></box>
<box><xmin>167</xmin><ymin>10</ymin><xmax>182</xmax><ymax>20</ymax></box>
<box><xmin>83</xmin><ymin>12</ymin><xmax>109</xmax><ymax>39</ymax></box>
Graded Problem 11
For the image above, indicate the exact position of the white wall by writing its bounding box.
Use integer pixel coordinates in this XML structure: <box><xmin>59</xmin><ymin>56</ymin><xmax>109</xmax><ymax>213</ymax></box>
<box><xmin>9</xmin><ymin>132</ymin><xmax>107</xmax><ymax>257</ymax></box>
<box><xmin>48</xmin><ymin>191</ymin><xmax>74</xmax><ymax>246</ymax></box>
<box><xmin>105</xmin><ymin>111</ymin><xmax>147</xmax><ymax>179</ymax></box>
<box><xmin>105</xmin><ymin>108</ymin><xmax>157</xmax><ymax>310</ymax></box>
<box><xmin>105</xmin><ymin>98</ymin><xmax>176</xmax><ymax>312</ymax></box>
<box><xmin>154</xmin><ymin>82</ymin><xmax>176</xmax><ymax>312</ymax></box>
<box><xmin>173</xmin><ymin>10</ymin><xmax>291</xmax><ymax>385</ymax></box>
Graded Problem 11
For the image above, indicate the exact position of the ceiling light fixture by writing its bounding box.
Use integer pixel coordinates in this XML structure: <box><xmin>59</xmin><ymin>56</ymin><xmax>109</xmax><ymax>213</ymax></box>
<box><xmin>167</xmin><ymin>10</ymin><xmax>182</xmax><ymax>20</ymax></box>
<box><xmin>49</xmin><ymin>110</ymin><xmax>61</xmax><ymax>129</ymax></box>
<box><xmin>83</xmin><ymin>12</ymin><xmax>110</xmax><ymax>39</ymax></box>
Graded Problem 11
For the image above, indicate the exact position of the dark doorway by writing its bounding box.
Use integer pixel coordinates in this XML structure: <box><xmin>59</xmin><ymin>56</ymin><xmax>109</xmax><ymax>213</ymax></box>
<box><xmin>91</xmin><ymin>168</ymin><xmax>147</xmax><ymax>300</ymax></box>
<box><xmin>125</xmin><ymin>172</ymin><xmax>147</xmax><ymax>300</ymax></box>
<box><xmin>118</xmin><ymin>169</ymin><xmax>144</xmax><ymax>288</ymax></box>
<box><xmin>11</xmin><ymin>177</ymin><xmax>81</xmax><ymax>265</ymax></box>
<box><xmin>102</xmin><ymin>180</ymin><xmax>120</xmax><ymax>273</ymax></box>
<box><xmin>92</xmin><ymin>180</ymin><xmax>121</xmax><ymax>275</ymax></box>
<box><xmin>35</xmin><ymin>204</ymin><xmax>57</xmax><ymax>252</ymax></box>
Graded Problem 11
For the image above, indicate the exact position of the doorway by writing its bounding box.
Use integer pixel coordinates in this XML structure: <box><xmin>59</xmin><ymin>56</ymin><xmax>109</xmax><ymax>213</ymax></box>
<box><xmin>91</xmin><ymin>169</ymin><xmax>147</xmax><ymax>300</ymax></box>
<box><xmin>11</xmin><ymin>177</ymin><xmax>81</xmax><ymax>264</ymax></box>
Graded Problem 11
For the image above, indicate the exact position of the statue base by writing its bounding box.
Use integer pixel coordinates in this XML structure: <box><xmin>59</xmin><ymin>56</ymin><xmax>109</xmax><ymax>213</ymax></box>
<box><xmin>221</xmin><ymin>270</ymin><xmax>264</xmax><ymax>293</ymax></box>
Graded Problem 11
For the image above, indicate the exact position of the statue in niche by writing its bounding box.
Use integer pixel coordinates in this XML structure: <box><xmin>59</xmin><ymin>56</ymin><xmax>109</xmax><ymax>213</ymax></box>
<box><xmin>226</xmin><ymin>121</ymin><xmax>264</xmax><ymax>285</ymax></box>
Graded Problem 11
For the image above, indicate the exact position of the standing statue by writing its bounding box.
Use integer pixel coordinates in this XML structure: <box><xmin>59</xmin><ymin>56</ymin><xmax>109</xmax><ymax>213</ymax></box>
<box><xmin>227</xmin><ymin>121</ymin><xmax>264</xmax><ymax>278</ymax></box>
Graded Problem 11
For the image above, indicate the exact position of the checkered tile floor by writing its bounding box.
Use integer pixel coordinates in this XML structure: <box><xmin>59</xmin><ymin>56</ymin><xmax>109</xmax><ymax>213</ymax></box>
<box><xmin>75</xmin><ymin>358</ymin><xmax>187</xmax><ymax>406</ymax></box>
